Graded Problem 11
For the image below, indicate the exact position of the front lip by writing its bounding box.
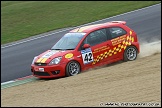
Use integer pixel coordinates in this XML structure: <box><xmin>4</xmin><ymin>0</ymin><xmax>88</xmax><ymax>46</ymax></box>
<box><xmin>31</xmin><ymin>62</ymin><xmax>66</xmax><ymax>78</ymax></box>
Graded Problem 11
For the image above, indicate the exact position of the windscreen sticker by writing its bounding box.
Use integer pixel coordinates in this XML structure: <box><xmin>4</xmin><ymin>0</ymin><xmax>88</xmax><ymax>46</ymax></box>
<box><xmin>112</xmin><ymin>29</ymin><xmax>122</xmax><ymax>34</ymax></box>
<box><xmin>81</xmin><ymin>48</ymin><xmax>94</xmax><ymax>64</ymax></box>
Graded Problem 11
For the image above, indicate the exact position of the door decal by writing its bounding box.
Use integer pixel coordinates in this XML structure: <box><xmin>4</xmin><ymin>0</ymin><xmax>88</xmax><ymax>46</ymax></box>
<box><xmin>81</xmin><ymin>48</ymin><xmax>94</xmax><ymax>64</ymax></box>
<box><xmin>92</xmin><ymin>32</ymin><xmax>134</xmax><ymax>65</ymax></box>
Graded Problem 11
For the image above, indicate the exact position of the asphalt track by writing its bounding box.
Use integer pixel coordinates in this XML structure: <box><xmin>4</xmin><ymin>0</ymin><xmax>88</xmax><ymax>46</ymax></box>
<box><xmin>1</xmin><ymin>4</ymin><xmax>161</xmax><ymax>83</ymax></box>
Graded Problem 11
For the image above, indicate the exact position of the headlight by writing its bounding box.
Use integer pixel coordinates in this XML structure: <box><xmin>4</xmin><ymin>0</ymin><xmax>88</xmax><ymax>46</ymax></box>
<box><xmin>49</xmin><ymin>57</ymin><xmax>62</xmax><ymax>65</ymax></box>
<box><xmin>32</xmin><ymin>56</ymin><xmax>38</xmax><ymax>64</ymax></box>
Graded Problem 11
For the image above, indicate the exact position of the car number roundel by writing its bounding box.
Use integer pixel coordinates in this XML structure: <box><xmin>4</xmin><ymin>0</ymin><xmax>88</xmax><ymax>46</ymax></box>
<box><xmin>81</xmin><ymin>48</ymin><xmax>94</xmax><ymax>64</ymax></box>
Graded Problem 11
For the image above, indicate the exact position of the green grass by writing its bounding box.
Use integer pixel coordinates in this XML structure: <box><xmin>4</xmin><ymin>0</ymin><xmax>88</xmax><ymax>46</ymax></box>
<box><xmin>1</xmin><ymin>1</ymin><xmax>160</xmax><ymax>44</ymax></box>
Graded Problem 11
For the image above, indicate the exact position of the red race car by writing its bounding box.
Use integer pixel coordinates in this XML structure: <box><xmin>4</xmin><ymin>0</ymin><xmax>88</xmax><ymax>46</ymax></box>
<box><xmin>31</xmin><ymin>21</ymin><xmax>140</xmax><ymax>78</ymax></box>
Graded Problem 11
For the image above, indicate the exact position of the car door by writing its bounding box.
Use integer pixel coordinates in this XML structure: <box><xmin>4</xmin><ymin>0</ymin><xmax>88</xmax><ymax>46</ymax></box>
<box><xmin>107</xmin><ymin>27</ymin><xmax>128</xmax><ymax>60</ymax></box>
<box><xmin>79</xmin><ymin>28</ymin><xmax>110</xmax><ymax>69</ymax></box>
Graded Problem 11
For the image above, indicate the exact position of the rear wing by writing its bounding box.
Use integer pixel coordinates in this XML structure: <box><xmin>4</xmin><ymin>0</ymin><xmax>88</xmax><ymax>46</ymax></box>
<box><xmin>110</xmin><ymin>21</ymin><xmax>126</xmax><ymax>25</ymax></box>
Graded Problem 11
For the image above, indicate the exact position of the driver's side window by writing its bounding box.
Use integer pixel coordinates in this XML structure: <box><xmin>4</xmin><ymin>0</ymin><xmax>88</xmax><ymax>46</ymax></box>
<box><xmin>84</xmin><ymin>28</ymin><xmax>107</xmax><ymax>46</ymax></box>
<box><xmin>79</xmin><ymin>28</ymin><xmax>107</xmax><ymax>51</ymax></box>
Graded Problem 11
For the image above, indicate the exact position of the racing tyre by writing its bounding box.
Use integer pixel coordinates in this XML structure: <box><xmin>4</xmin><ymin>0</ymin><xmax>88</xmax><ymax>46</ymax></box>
<box><xmin>123</xmin><ymin>46</ymin><xmax>137</xmax><ymax>62</ymax></box>
<box><xmin>66</xmin><ymin>61</ymin><xmax>81</xmax><ymax>77</ymax></box>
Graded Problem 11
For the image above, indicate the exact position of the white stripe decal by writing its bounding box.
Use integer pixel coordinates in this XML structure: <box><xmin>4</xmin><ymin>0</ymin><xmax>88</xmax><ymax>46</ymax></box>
<box><xmin>42</xmin><ymin>50</ymin><xmax>59</xmax><ymax>58</ymax></box>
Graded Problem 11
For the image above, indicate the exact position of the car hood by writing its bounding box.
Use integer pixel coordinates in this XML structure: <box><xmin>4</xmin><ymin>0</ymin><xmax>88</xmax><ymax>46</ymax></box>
<box><xmin>35</xmin><ymin>50</ymin><xmax>73</xmax><ymax>64</ymax></box>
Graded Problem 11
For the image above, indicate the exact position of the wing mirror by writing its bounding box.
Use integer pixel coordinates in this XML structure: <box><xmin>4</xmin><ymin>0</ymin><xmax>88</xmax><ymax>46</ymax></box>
<box><xmin>83</xmin><ymin>44</ymin><xmax>90</xmax><ymax>49</ymax></box>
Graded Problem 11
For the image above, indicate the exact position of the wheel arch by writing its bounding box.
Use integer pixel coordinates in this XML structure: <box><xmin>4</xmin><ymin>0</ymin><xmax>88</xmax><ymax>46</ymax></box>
<box><xmin>131</xmin><ymin>42</ymin><xmax>140</xmax><ymax>53</ymax></box>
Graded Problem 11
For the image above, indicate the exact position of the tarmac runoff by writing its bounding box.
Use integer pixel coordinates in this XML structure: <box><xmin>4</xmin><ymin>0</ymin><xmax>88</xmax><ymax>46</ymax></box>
<box><xmin>1</xmin><ymin>75</ymin><xmax>37</xmax><ymax>90</ymax></box>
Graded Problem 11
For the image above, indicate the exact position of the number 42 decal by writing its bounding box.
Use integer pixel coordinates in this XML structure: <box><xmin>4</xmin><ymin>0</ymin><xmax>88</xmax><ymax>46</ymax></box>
<box><xmin>81</xmin><ymin>48</ymin><xmax>94</xmax><ymax>64</ymax></box>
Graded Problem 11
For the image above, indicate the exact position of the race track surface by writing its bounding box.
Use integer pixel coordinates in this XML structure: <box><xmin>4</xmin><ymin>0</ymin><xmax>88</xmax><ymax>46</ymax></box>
<box><xmin>1</xmin><ymin>4</ymin><xmax>161</xmax><ymax>83</ymax></box>
<box><xmin>1</xmin><ymin>52</ymin><xmax>161</xmax><ymax>107</ymax></box>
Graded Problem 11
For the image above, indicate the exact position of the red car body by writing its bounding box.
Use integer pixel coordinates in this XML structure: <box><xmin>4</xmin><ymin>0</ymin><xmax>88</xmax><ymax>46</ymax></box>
<box><xmin>31</xmin><ymin>21</ymin><xmax>140</xmax><ymax>78</ymax></box>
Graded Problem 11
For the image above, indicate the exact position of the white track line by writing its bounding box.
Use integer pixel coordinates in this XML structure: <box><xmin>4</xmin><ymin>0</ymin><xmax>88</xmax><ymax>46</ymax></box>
<box><xmin>1</xmin><ymin>80</ymin><xmax>15</xmax><ymax>85</ymax></box>
<box><xmin>1</xmin><ymin>75</ymin><xmax>34</xmax><ymax>86</ymax></box>
<box><xmin>1</xmin><ymin>3</ymin><xmax>161</xmax><ymax>49</ymax></box>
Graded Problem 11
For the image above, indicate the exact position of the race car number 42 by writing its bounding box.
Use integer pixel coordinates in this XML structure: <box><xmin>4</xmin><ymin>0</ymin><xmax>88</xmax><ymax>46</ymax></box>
<box><xmin>81</xmin><ymin>48</ymin><xmax>94</xmax><ymax>64</ymax></box>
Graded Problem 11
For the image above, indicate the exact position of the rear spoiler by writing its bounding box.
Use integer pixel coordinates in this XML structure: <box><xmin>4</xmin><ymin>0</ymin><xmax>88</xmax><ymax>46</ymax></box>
<box><xmin>110</xmin><ymin>21</ymin><xmax>126</xmax><ymax>25</ymax></box>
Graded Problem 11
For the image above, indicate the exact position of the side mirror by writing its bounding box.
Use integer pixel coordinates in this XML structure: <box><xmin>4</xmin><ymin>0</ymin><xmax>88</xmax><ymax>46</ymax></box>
<box><xmin>83</xmin><ymin>44</ymin><xmax>90</xmax><ymax>49</ymax></box>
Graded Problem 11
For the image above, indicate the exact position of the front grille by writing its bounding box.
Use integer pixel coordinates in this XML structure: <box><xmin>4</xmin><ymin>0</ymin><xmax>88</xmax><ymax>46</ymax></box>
<box><xmin>34</xmin><ymin>63</ymin><xmax>47</xmax><ymax>66</ymax></box>
<box><xmin>34</xmin><ymin>71</ymin><xmax>50</xmax><ymax>76</ymax></box>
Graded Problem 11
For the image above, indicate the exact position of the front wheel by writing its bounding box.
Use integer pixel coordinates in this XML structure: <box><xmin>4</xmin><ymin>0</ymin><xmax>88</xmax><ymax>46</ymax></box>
<box><xmin>66</xmin><ymin>61</ymin><xmax>81</xmax><ymax>77</ymax></box>
<box><xmin>123</xmin><ymin>46</ymin><xmax>138</xmax><ymax>62</ymax></box>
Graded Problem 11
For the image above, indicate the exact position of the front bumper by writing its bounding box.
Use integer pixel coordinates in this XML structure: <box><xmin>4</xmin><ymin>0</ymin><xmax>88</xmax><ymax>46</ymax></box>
<box><xmin>31</xmin><ymin>63</ymin><xmax>66</xmax><ymax>78</ymax></box>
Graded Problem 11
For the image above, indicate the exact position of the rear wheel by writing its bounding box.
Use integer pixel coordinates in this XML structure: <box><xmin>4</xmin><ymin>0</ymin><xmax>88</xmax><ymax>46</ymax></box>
<box><xmin>66</xmin><ymin>61</ymin><xmax>81</xmax><ymax>77</ymax></box>
<box><xmin>123</xmin><ymin>46</ymin><xmax>137</xmax><ymax>62</ymax></box>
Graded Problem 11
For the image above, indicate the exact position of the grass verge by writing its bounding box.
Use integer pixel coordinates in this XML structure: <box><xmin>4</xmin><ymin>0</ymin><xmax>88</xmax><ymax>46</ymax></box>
<box><xmin>1</xmin><ymin>1</ymin><xmax>160</xmax><ymax>44</ymax></box>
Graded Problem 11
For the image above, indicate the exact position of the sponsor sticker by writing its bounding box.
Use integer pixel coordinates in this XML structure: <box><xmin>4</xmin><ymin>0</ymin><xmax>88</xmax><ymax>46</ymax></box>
<box><xmin>65</xmin><ymin>53</ymin><xmax>73</xmax><ymax>59</ymax></box>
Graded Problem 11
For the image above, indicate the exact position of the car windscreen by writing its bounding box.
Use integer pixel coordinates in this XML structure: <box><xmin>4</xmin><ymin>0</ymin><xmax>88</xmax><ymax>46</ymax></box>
<box><xmin>51</xmin><ymin>32</ymin><xmax>86</xmax><ymax>50</ymax></box>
